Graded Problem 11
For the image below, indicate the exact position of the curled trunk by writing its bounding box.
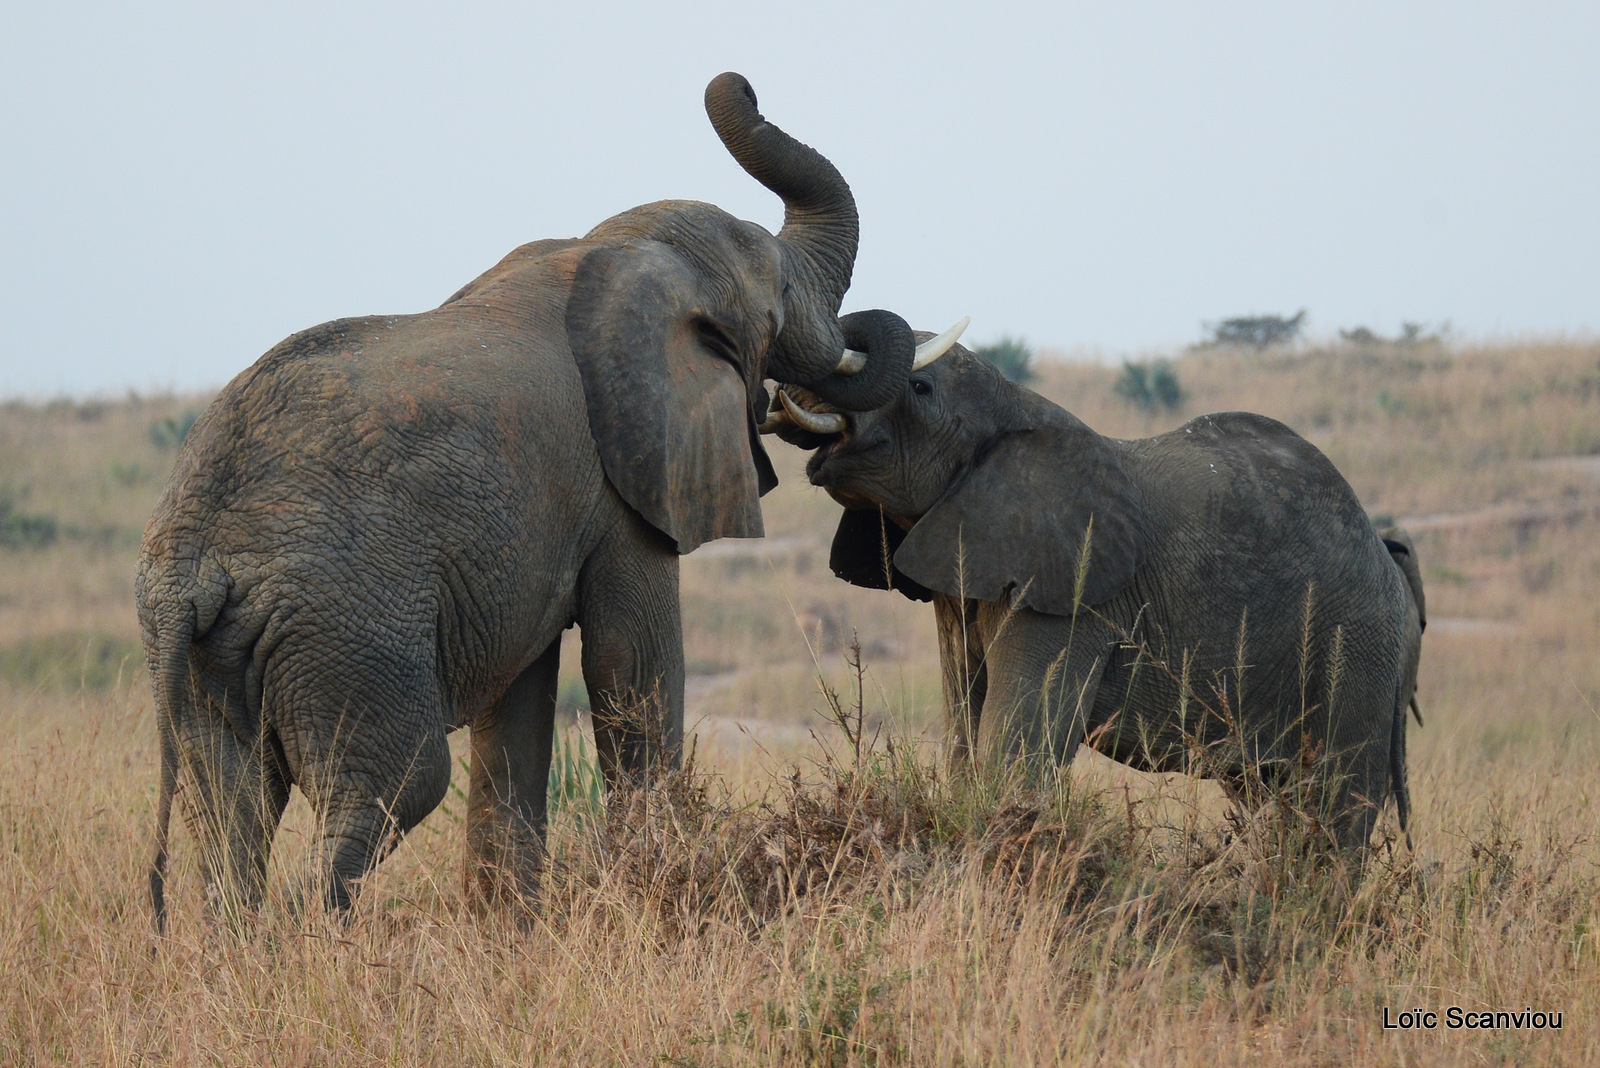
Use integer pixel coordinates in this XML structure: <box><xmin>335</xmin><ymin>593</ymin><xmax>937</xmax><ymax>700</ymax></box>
<box><xmin>705</xmin><ymin>73</ymin><xmax>911</xmax><ymax>409</ymax></box>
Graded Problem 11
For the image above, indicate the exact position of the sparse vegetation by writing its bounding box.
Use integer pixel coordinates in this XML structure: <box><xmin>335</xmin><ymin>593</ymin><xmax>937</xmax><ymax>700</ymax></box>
<box><xmin>1113</xmin><ymin>358</ymin><xmax>1184</xmax><ymax>412</ymax></box>
<box><xmin>0</xmin><ymin>632</ymin><xmax>143</xmax><ymax>692</ymax></box>
<box><xmin>547</xmin><ymin>724</ymin><xmax>604</xmax><ymax>819</ymax></box>
<box><xmin>0</xmin><ymin>487</ymin><xmax>58</xmax><ymax>549</ymax></box>
<box><xmin>1341</xmin><ymin>320</ymin><xmax>1452</xmax><ymax>347</ymax></box>
<box><xmin>3</xmin><ymin>340</ymin><xmax>1600</xmax><ymax>1064</ymax></box>
<box><xmin>147</xmin><ymin>408</ymin><xmax>201</xmax><ymax>448</ymax></box>
<box><xmin>972</xmin><ymin>334</ymin><xmax>1035</xmax><ymax>383</ymax></box>
<box><xmin>1201</xmin><ymin>309</ymin><xmax>1307</xmax><ymax>351</ymax></box>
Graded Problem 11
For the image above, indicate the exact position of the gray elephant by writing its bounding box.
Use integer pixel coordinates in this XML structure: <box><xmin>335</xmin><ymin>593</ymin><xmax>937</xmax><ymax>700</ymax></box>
<box><xmin>138</xmin><ymin>73</ymin><xmax>922</xmax><ymax>927</ymax></box>
<box><xmin>1377</xmin><ymin>524</ymin><xmax>1426</xmax><ymax>831</ymax></box>
<box><xmin>771</xmin><ymin>338</ymin><xmax>1417</xmax><ymax>850</ymax></box>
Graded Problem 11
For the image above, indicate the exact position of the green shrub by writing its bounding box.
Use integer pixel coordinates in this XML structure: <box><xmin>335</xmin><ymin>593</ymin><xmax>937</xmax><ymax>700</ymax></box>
<box><xmin>0</xmin><ymin>633</ymin><xmax>144</xmax><ymax>691</ymax></box>
<box><xmin>1339</xmin><ymin>321</ymin><xmax>1450</xmax><ymax>347</ymax></box>
<box><xmin>972</xmin><ymin>335</ymin><xmax>1035</xmax><ymax>383</ymax></box>
<box><xmin>548</xmin><ymin>726</ymin><xmax>604</xmax><ymax>822</ymax></box>
<box><xmin>1203</xmin><ymin>310</ymin><xmax>1306</xmax><ymax>350</ymax></box>
<box><xmin>107</xmin><ymin>461</ymin><xmax>150</xmax><ymax>487</ymax></box>
<box><xmin>0</xmin><ymin>490</ymin><xmax>58</xmax><ymax>550</ymax></box>
<box><xmin>1113</xmin><ymin>359</ymin><xmax>1184</xmax><ymax>413</ymax></box>
<box><xmin>149</xmin><ymin>408</ymin><xmax>202</xmax><ymax>448</ymax></box>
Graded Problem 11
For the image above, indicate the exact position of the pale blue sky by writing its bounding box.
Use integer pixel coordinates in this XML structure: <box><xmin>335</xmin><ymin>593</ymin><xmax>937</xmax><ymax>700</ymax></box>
<box><xmin>2</xmin><ymin>1</ymin><xmax>1596</xmax><ymax>397</ymax></box>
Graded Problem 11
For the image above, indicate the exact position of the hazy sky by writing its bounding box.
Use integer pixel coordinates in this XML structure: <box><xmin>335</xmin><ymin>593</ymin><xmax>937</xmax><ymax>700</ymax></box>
<box><xmin>3</xmin><ymin>1</ymin><xmax>1596</xmax><ymax>397</ymax></box>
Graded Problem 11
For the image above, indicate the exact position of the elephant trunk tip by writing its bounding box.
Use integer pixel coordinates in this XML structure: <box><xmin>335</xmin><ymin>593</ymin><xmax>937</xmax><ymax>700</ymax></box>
<box><xmin>702</xmin><ymin>72</ymin><xmax>858</xmax><ymax>299</ymax></box>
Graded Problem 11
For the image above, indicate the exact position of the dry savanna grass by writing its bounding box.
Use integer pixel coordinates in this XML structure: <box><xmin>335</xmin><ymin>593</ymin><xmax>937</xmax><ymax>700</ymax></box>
<box><xmin>2</xmin><ymin>337</ymin><xmax>1598</xmax><ymax>1065</ymax></box>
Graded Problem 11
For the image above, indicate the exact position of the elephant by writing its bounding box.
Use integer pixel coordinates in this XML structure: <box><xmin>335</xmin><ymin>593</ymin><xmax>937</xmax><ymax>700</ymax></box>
<box><xmin>768</xmin><ymin>336</ymin><xmax>1418</xmax><ymax>851</ymax></box>
<box><xmin>137</xmin><ymin>72</ymin><xmax>921</xmax><ymax>928</ymax></box>
<box><xmin>1377</xmin><ymin>524</ymin><xmax>1426</xmax><ymax>832</ymax></box>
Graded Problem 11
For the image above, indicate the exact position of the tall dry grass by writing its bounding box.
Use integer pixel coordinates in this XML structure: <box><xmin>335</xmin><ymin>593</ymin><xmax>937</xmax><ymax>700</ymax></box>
<box><xmin>2</xmin><ymin>339</ymin><xmax>1598</xmax><ymax>1064</ymax></box>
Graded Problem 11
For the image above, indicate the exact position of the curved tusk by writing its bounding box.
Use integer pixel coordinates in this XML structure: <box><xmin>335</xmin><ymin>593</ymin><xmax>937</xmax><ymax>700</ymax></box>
<box><xmin>834</xmin><ymin>348</ymin><xmax>868</xmax><ymax>375</ymax></box>
<box><xmin>756</xmin><ymin>406</ymin><xmax>792</xmax><ymax>434</ymax></box>
<box><xmin>778</xmin><ymin>389</ymin><xmax>848</xmax><ymax>435</ymax></box>
<box><xmin>911</xmin><ymin>316</ymin><xmax>971</xmax><ymax>371</ymax></box>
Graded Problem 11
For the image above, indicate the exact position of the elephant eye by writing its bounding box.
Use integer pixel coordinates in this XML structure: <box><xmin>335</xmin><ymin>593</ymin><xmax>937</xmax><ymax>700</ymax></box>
<box><xmin>911</xmin><ymin>379</ymin><xmax>932</xmax><ymax>396</ymax></box>
<box><xmin>695</xmin><ymin>317</ymin><xmax>741</xmax><ymax>365</ymax></box>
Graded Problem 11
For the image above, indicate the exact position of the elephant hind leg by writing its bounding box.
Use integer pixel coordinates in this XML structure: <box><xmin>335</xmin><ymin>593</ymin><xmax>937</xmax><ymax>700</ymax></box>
<box><xmin>1319</xmin><ymin>715</ymin><xmax>1395</xmax><ymax>856</ymax></box>
<box><xmin>300</xmin><ymin>707</ymin><xmax>453</xmax><ymax>915</ymax></box>
<box><xmin>175</xmin><ymin>714</ymin><xmax>291</xmax><ymax>924</ymax></box>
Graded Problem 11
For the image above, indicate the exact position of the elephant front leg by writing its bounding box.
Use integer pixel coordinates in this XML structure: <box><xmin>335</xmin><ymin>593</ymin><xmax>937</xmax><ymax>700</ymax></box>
<box><xmin>934</xmin><ymin>594</ymin><xmax>989</xmax><ymax>768</ymax></box>
<box><xmin>466</xmin><ymin>641</ymin><xmax>559</xmax><ymax>911</ymax></box>
<box><xmin>977</xmin><ymin>609</ymin><xmax>1115</xmax><ymax>781</ymax></box>
<box><xmin>577</xmin><ymin>512</ymin><xmax>685</xmax><ymax>789</ymax></box>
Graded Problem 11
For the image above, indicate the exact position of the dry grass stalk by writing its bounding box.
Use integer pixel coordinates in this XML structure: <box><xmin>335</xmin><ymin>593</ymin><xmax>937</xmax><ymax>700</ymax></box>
<box><xmin>2</xmin><ymin>341</ymin><xmax>1598</xmax><ymax>1063</ymax></box>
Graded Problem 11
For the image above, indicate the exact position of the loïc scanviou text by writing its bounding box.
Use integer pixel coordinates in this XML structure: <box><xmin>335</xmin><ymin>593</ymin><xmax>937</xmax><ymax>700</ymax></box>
<box><xmin>1382</xmin><ymin>1007</ymin><xmax>1563</xmax><ymax>1030</ymax></box>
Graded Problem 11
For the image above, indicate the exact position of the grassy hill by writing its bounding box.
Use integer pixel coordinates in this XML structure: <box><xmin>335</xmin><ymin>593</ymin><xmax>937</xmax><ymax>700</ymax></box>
<box><xmin>2</xmin><ymin>337</ymin><xmax>1597</xmax><ymax>1064</ymax></box>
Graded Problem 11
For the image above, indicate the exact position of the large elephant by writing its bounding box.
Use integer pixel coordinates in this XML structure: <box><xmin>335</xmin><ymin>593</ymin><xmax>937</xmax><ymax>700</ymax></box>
<box><xmin>138</xmin><ymin>73</ymin><xmax>918</xmax><ymax>927</ymax></box>
<box><xmin>770</xmin><ymin>338</ymin><xmax>1418</xmax><ymax>850</ymax></box>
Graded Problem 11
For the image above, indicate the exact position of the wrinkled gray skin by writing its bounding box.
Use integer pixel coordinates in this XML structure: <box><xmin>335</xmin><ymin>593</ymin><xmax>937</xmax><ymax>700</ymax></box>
<box><xmin>137</xmin><ymin>73</ymin><xmax>916</xmax><ymax>928</ymax></box>
<box><xmin>1378</xmin><ymin>524</ymin><xmax>1427</xmax><ymax>832</ymax></box>
<box><xmin>788</xmin><ymin>342</ymin><xmax>1418</xmax><ymax>851</ymax></box>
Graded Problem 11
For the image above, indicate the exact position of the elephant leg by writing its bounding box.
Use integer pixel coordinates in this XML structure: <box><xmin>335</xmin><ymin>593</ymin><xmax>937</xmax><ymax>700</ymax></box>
<box><xmin>1323</xmin><ymin>711</ymin><xmax>1394</xmax><ymax>854</ymax></box>
<box><xmin>310</xmin><ymin>722</ymin><xmax>452</xmax><ymax>914</ymax></box>
<box><xmin>934</xmin><ymin>594</ymin><xmax>989</xmax><ymax>768</ymax></box>
<box><xmin>976</xmin><ymin>609</ymin><xmax>1115</xmax><ymax>781</ymax></box>
<box><xmin>286</xmin><ymin>666</ymin><xmax>454</xmax><ymax>914</ymax></box>
<box><xmin>576</xmin><ymin>509</ymin><xmax>684</xmax><ymax>788</ymax></box>
<box><xmin>173</xmin><ymin>705</ymin><xmax>291</xmax><ymax>923</ymax></box>
<box><xmin>466</xmin><ymin>641</ymin><xmax>559</xmax><ymax>910</ymax></box>
<box><xmin>1305</xmin><ymin>651</ymin><xmax>1401</xmax><ymax>854</ymax></box>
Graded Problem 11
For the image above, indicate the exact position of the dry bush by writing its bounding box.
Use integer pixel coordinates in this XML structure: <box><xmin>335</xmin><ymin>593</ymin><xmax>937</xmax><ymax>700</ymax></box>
<box><xmin>4</xmin><ymin>673</ymin><xmax>1594</xmax><ymax>1065</ymax></box>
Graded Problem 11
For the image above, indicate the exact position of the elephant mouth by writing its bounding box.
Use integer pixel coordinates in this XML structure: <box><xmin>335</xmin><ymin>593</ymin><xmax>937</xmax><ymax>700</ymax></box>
<box><xmin>759</xmin><ymin>386</ymin><xmax>851</xmax><ymax>455</ymax></box>
<box><xmin>806</xmin><ymin>438</ymin><xmax>855</xmax><ymax>488</ymax></box>
<box><xmin>760</xmin><ymin>385</ymin><xmax>887</xmax><ymax>501</ymax></box>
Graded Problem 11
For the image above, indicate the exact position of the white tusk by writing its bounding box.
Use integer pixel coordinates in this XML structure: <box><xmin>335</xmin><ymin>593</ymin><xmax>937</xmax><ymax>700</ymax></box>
<box><xmin>756</xmin><ymin>406</ymin><xmax>792</xmax><ymax>434</ymax></box>
<box><xmin>778</xmin><ymin>389</ymin><xmax>848</xmax><ymax>435</ymax></box>
<box><xmin>911</xmin><ymin>316</ymin><xmax>971</xmax><ymax>371</ymax></box>
<box><xmin>834</xmin><ymin>348</ymin><xmax>868</xmax><ymax>375</ymax></box>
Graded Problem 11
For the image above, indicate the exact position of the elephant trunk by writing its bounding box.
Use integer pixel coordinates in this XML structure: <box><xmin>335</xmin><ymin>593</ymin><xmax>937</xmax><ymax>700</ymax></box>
<box><xmin>705</xmin><ymin>73</ymin><xmax>912</xmax><ymax>409</ymax></box>
<box><xmin>704</xmin><ymin>72</ymin><xmax>856</xmax><ymax>304</ymax></box>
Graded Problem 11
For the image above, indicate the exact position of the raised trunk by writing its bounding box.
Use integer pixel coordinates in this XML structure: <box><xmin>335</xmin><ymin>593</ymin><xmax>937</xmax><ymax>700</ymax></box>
<box><xmin>705</xmin><ymin>73</ymin><xmax>911</xmax><ymax>409</ymax></box>
<box><xmin>704</xmin><ymin>72</ymin><xmax>856</xmax><ymax>301</ymax></box>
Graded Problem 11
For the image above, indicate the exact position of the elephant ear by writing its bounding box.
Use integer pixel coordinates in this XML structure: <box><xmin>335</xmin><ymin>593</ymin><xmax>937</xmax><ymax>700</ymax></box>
<box><xmin>567</xmin><ymin>242</ymin><xmax>775</xmax><ymax>554</ymax></box>
<box><xmin>1379</xmin><ymin>526</ymin><xmax>1426</xmax><ymax>631</ymax></box>
<box><xmin>829</xmin><ymin>507</ymin><xmax>934</xmax><ymax>602</ymax></box>
<box><xmin>893</xmin><ymin>421</ymin><xmax>1146</xmax><ymax>615</ymax></box>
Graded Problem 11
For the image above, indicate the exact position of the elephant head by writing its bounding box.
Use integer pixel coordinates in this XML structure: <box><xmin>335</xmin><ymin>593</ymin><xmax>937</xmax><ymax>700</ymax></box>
<box><xmin>550</xmin><ymin>72</ymin><xmax>915</xmax><ymax>554</ymax></box>
<box><xmin>773</xmin><ymin>336</ymin><xmax>1147</xmax><ymax>616</ymax></box>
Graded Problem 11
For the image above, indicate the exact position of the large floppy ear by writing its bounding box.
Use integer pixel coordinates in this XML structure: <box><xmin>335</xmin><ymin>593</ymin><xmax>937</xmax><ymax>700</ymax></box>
<box><xmin>829</xmin><ymin>507</ymin><xmax>934</xmax><ymax>602</ymax></box>
<box><xmin>567</xmin><ymin>242</ymin><xmax>774</xmax><ymax>554</ymax></box>
<box><xmin>893</xmin><ymin>421</ymin><xmax>1146</xmax><ymax>615</ymax></box>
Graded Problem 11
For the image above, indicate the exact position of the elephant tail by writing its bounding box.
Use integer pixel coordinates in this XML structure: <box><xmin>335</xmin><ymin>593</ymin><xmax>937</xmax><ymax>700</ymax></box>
<box><xmin>1389</xmin><ymin>674</ymin><xmax>1413</xmax><ymax>850</ymax></box>
<box><xmin>149</xmin><ymin>604</ymin><xmax>194</xmax><ymax>937</ymax></box>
